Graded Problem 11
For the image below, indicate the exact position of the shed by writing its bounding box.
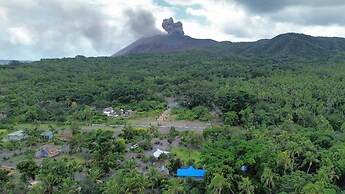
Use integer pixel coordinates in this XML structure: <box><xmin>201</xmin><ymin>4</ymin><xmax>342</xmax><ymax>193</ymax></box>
<box><xmin>8</xmin><ymin>130</ymin><xmax>25</xmax><ymax>141</ymax></box>
<box><xmin>177</xmin><ymin>166</ymin><xmax>206</xmax><ymax>179</ymax></box>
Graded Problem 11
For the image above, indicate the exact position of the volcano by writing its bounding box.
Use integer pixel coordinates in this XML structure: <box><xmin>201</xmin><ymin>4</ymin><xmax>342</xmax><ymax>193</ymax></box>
<box><xmin>112</xmin><ymin>34</ymin><xmax>218</xmax><ymax>57</ymax></box>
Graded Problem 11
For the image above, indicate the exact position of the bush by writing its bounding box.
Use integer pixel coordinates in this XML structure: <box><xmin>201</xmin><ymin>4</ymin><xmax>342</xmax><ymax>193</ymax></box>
<box><xmin>141</xmin><ymin>156</ymin><xmax>149</xmax><ymax>163</ymax></box>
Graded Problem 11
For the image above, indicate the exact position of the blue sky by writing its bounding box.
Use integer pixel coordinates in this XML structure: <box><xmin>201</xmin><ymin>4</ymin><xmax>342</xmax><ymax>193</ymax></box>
<box><xmin>1</xmin><ymin>0</ymin><xmax>345</xmax><ymax>60</ymax></box>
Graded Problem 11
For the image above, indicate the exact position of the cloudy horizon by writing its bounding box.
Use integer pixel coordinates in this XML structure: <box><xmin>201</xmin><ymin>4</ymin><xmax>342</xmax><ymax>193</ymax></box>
<box><xmin>1</xmin><ymin>0</ymin><xmax>345</xmax><ymax>60</ymax></box>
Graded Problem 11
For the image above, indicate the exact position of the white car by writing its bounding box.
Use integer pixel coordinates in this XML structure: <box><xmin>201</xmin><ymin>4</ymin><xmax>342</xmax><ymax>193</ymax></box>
<box><xmin>131</xmin><ymin>144</ymin><xmax>139</xmax><ymax>149</ymax></box>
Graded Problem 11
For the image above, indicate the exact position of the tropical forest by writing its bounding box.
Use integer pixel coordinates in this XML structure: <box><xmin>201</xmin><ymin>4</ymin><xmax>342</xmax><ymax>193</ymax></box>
<box><xmin>1</xmin><ymin>34</ymin><xmax>345</xmax><ymax>194</ymax></box>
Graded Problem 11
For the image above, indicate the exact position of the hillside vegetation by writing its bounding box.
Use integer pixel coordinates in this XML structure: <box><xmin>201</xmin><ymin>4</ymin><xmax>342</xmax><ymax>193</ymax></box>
<box><xmin>1</xmin><ymin>35</ymin><xmax>345</xmax><ymax>193</ymax></box>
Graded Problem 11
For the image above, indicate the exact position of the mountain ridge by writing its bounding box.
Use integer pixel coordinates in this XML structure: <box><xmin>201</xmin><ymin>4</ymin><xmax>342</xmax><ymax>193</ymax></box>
<box><xmin>113</xmin><ymin>32</ymin><xmax>345</xmax><ymax>59</ymax></box>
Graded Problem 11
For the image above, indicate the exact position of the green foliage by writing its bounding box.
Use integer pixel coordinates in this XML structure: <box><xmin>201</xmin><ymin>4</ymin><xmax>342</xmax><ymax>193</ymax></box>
<box><xmin>1</xmin><ymin>41</ymin><xmax>345</xmax><ymax>193</ymax></box>
<box><xmin>172</xmin><ymin>106</ymin><xmax>211</xmax><ymax>121</ymax></box>
<box><xmin>16</xmin><ymin>160</ymin><xmax>39</xmax><ymax>182</ymax></box>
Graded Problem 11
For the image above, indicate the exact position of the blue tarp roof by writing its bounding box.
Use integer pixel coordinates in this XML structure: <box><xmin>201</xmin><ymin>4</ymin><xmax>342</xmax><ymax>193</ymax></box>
<box><xmin>177</xmin><ymin>166</ymin><xmax>206</xmax><ymax>177</ymax></box>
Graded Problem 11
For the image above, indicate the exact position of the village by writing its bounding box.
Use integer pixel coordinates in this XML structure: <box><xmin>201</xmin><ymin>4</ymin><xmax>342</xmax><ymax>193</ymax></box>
<box><xmin>0</xmin><ymin>100</ymin><xmax>209</xmax><ymax>189</ymax></box>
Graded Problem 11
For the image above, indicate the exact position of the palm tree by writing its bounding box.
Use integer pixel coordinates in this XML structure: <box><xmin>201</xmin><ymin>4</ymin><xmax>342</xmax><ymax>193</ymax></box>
<box><xmin>103</xmin><ymin>178</ymin><xmax>122</xmax><ymax>194</ymax></box>
<box><xmin>301</xmin><ymin>151</ymin><xmax>319</xmax><ymax>174</ymax></box>
<box><xmin>316</xmin><ymin>165</ymin><xmax>339</xmax><ymax>185</ymax></box>
<box><xmin>122</xmin><ymin>170</ymin><xmax>146</xmax><ymax>194</ymax></box>
<box><xmin>277</xmin><ymin>151</ymin><xmax>292</xmax><ymax>174</ymax></box>
<box><xmin>260</xmin><ymin>168</ymin><xmax>277</xmax><ymax>194</ymax></box>
<box><xmin>164</xmin><ymin>178</ymin><xmax>186</xmax><ymax>194</ymax></box>
<box><xmin>286</xmin><ymin>141</ymin><xmax>303</xmax><ymax>171</ymax></box>
<box><xmin>41</xmin><ymin>173</ymin><xmax>58</xmax><ymax>194</ymax></box>
<box><xmin>87</xmin><ymin>167</ymin><xmax>103</xmax><ymax>183</ymax></box>
<box><xmin>207</xmin><ymin>173</ymin><xmax>232</xmax><ymax>194</ymax></box>
<box><xmin>302</xmin><ymin>182</ymin><xmax>324</xmax><ymax>194</ymax></box>
<box><xmin>238</xmin><ymin>177</ymin><xmax>255</xmax><ymax>194</ymax></box>
<box><xmin>146</xmin><ymin>167</ymin><xmax>162</xmax><ymax>192</ymax></box>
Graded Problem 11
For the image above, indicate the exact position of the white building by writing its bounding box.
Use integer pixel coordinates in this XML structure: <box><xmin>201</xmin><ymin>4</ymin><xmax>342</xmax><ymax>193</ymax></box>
<box><xmin>8</xmin><ymin>130</ymin><xmax>25</xmax><ymax>141</ymax></box>
<box><xmin>153</xmin><ymin>148</ymin><xmax>170</xmax><ymax>158</ymax></box>
<box><xmin>102</xmin><ymin>107</ymin><xmax>118</xmax><ymax>118</ymax></box>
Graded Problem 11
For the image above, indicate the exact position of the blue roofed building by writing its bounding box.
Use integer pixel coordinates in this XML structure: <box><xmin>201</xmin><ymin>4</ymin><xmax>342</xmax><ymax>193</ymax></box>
<box><xmin>177</xmin><ymin>166</ymin><xmax>206</xmax><ymax>179</ymax></box>
<box><xmin>40</xmin><ymin>131</ymin><xmax>54</xmax><ymax>139</ymax></box>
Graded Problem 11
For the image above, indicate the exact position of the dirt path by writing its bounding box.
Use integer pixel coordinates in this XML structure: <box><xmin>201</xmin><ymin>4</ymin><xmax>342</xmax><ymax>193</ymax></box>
<box><xmin>157</xmin><ymin>97</ymin><xmax>176</xmax><ymax>122</ymax></box>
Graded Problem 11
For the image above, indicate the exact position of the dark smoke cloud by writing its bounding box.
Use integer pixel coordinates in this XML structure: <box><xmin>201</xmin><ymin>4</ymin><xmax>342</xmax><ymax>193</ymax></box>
<box><xmin>0</xmin><ymin>0</ymin><xmax>123</xmax><ymax>59</ymax></box>
<box><xmin>123</xmin><ymin>8</ymin><xmax>162</xmax><ymax>37</ymax></box>
<box><xmin>162</xmin><ymin>17</ymin><xmax>184</xmax><ymax>35</ymax></box>
<box><xmin>230</xmin><ymin>0</ymin><xmax>345</xmax><ymax>13</ymax></box>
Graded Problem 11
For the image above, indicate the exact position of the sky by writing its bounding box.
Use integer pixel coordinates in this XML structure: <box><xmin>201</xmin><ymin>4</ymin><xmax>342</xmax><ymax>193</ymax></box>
<box><xmin>1</xmin><ymin>0</ymin><xmax>345</xmax><ymax>60</ymax></box>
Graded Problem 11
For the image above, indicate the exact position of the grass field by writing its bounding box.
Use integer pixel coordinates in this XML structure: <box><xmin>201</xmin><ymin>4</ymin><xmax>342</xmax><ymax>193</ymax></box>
<box><xmin>14</xmin><ymin>123</ymin><xmax>123</xmax><ymax>131</ymax></box>
<box><xmin>171</xmin><ymin>146</ymin><xmax>201</xmax><ymax>164</ymax></box>
<box><xmin>0</xmin><ymin>129</ymin><xmax>8</xmax><ymax>138</ymax></box>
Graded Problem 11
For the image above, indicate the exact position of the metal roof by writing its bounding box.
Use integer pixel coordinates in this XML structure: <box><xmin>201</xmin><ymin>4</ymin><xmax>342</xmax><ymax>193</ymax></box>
<box><xmin>177</xmin><ymin>166</ymin><xmax>205</xmax><ymax>177</ymax></box>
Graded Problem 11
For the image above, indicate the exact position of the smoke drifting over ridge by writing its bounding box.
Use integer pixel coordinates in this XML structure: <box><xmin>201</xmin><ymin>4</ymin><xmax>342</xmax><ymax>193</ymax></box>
<box><xmin>124</xmin><ymin>8</ymin><xmax>162</xmax><ymax>37</ymax></box>
<box><xmin>162</xmin><ymin>17</ymin><xmax>184</xmax><ymax>35</ymax></box>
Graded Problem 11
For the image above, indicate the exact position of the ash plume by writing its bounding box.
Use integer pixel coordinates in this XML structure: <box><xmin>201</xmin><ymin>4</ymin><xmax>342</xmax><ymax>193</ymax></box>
<box><xmin>124</xmin><ymin>8</ymin><xmax>162</xmax><ymax>37</ymax></box>
<box><xmin>162</xmin><ymin>17</ymin><xmax>184</xmax><ymax>35</ymax></box>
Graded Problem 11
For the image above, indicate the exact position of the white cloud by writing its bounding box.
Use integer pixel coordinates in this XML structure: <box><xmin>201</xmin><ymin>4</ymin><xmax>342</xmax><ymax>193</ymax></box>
<box><xmin>0</xmin><ymin>0</ymin><xmax>345</xmax><ymax>60</ymax></box>
<box><xmin>8</xmin><ymin>27</ymin><xmax>35</xmax><ymax>46</ymax></box>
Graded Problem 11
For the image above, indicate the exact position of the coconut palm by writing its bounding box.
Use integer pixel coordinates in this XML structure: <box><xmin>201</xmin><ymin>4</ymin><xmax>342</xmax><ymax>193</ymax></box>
<box><xmin>277</xmin><ymin>151</ymin><xmax>292</xmax><ymax>174</ymax></box>
<box><xmin>146</xmin><ymin>167</ymin><xmax>162</xmax><ymax>192</ymax></box>
<box><xmin>164</xmin><ymin>178</ymin><xmax>186</xmax><ymax>194</ymax></box>
<box><xmin>301</xmin><ymin>151</ymin><xmax>319</xmax><ymax>174</ymax></box>
<box><xmin>238</xmin><ymin>177</ymin><xmax>255</xmax><ymax>194</ymax></box>
<box><xmin>260</xmin><ymin>167</ymin><xmax>277</xmax><ymax>194</ymax></box>
<box><xmin>41</xmin><ymin>173</ymin><xmax>58</xmax><ymax>194</ymax></box>
<box><xmin>207</xmin><ymin>173</ymin><xmax>232</xmax><ymax>194</ymax></box>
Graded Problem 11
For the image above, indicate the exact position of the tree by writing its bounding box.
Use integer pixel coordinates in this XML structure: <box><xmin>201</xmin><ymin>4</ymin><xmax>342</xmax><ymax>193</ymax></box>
<box><xmin>238</xmin><ymin>177</ymin><xmax>255</xmax><ymax>194</ymax></box>
<box><xmin>167</xmin><ymin>158</ymin><xmax>182</xmax><ymax>175</ymax></box>
<box><xmin>302</xmin><ymin>181</ymin><xmax>336</xmax><ymax>194</ymax></box>
<box><xmin>57</xmin><ymin>178</ymin><xmax>80</xmax><ymax>194</ymax></box>
<box><xmin>39</xmin><ymin>158</ymin><xmax>72</xmax><ymax>188</ymax></box>
<box><xmin>87</xmin><ymin>166</ymin><xmax>103</xmax><ymax>183</ymax></box>
<box><xmin>164</xmin><ymin>178</ymin><xmax>186</xmax><ymax>194</ymax></box>
<box><xmin>16</xmin><ymin>160</ymin><xmax>39</xmax><ymax>183</ymax></box>
<box><xmin>68</xmin><ymin>133</ymin><xmax>86</xmax><ymax>153</ymax></box>
<box><xmin>277</xmin><ymin>151</ymin><xmax>292</xmax><ymax>174</ymax></box>
<box><xmin>103</xmin><ymin>178</ymin><xmax>121</xmax><ymax>194</ymax></box>
<box><xmin>301</xmin><ymin>151</ymin><xmax>319</xmax><ymax>174</ymax></box>
<box><xmin>41</xmin><ymin>173</ymin><xmax>58</xmax><ymax>194</ymax></box>
<box><xmin>0</xmin><ymin>169</ymin><xmax>11</xmax><ymax>192</ymax></box>
<box><xmin>146</xmin><ymin>167</ymin><xmax>162</xmax><ymax>192</ymax></box>
<box><xmin>261</xmin><ymin>168</ymin><xmax>277</xmax><ymax>194</ymax></box>
<box><xmin>189</xmin><ymin>132</ymin><xmax>204</xmax><ymax>148</ymax></box>
<box><xmin>223</xmin><ymin>111</ymin><xmax>238</xmax><ymax>125</ymax></box>
<box><xmin>207</xmin><ymin>173</ymin><xmax>232</xmax><ymax>194</ymax></box>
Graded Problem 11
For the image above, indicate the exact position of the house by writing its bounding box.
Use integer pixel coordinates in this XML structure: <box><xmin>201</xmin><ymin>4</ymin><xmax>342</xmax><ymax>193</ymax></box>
<box><xmin>35</xmin><ymin>147</ymin><xmax>60</xmax><ymax>158</ymax></box>
<box><xmin>153</xmin><ymin>148</ymin><xmax>170</xmax><ymax>158</ymax></box>
<box><xmin>8</xmin><ymin>130</ymin><xmax>25</xmax><ymax>141</ymax></box>
<box><xmin>177</xmin><ymin>166</ymin><xmax>206</xmax><ymax>179</ymax></box>
<box><xmin>59</xmin><ymin>132</ymin><xmax>73</xmax><ymax>141</ymax></box>
<box><xmin>40</xmin><ymin>131</ymin><xmax>54</xmax><ymax>139</ymax></box>
<box><xmin>103</xmin><ymin>107</ymin><xmax>119</xmax><ymax>118</ymax></box>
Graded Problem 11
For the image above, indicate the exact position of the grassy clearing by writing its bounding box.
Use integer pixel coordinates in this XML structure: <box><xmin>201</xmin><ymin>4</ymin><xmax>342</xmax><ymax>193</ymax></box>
<box><xmin>0</xmin><ymin>129</ymin><xmax>8</xmax><ymax>139</ymax></box>
<box><xmin>14</xmin><ymin>123</ymin><xmax>122</xmax><ymax>132</ymax></box>
<box><xmin>171</xmin><ymin>146</ymin><xmax>201</xmax><ymax>164</ymax></box>
<box><xmin>62</xmin><ymin>154</ymin><xmax>87</xmax><ymax>163</ymax></box>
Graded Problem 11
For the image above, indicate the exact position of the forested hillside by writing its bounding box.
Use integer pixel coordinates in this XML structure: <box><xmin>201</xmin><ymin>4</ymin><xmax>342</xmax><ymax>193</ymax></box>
<box><xmin>1</xmin><ymin>49</ymin><xmax>345</xmax><ymax>193</ymax></box>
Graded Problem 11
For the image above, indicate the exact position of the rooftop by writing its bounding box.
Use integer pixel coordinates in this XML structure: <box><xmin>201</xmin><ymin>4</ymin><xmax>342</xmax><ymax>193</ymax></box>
<box><xmin>177</xmin><ymin>166</ymin><xmax>205</xmax><ymax>178</ymax></box>
<box><xmin>8</xmin><ymin>130</ymin><xmax>24</xmax><ymax>136</ymax></box>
